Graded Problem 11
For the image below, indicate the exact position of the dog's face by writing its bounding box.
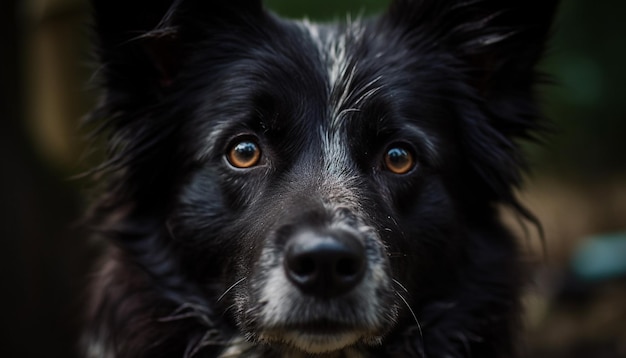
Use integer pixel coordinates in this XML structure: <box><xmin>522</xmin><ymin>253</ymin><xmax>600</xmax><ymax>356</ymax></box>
<box><xmin>169</xmin><ymin>16</ymin><xmax>465</xmax><ymax>354</ymax></box>
<box><xmin>89</xmin><ymin>0</ymin><xmax>556</xmax><ymax>356</ymax></box>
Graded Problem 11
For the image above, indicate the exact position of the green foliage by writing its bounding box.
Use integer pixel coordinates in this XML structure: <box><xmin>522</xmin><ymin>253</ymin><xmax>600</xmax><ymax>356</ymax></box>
<box><xmin>266</xmin><ymin>0</ymin><xmax>386</xmax><ymax>20</ymax></box>
<box><xmin>540</xmin><ymin>0</ymin><xmax>626</xmax><ymax>177</ymax></box>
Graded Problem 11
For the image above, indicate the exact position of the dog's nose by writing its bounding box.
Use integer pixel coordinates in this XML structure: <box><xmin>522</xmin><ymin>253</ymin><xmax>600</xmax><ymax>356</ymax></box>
<box><xmin>284</xmin><ymin>229</ymin><xmax>366</xmax><ymax>298</ymax></box>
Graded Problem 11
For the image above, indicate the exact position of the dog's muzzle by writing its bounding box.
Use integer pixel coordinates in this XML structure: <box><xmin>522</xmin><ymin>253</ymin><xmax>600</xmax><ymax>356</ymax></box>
<box><xmin>239</xmin><ymin>209</ymin><xmax>398</xmax><ymax>355</ymax></box>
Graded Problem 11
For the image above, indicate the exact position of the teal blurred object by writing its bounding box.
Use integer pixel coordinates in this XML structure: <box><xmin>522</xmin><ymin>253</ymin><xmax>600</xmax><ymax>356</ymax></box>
<box><xmin>571</xmin><ymin>233</ymin><xmax>626</xmax><ymax>281</ymax></box>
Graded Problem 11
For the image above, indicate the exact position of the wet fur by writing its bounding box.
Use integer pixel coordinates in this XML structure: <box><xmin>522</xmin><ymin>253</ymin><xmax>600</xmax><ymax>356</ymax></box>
<box><xmin>84</xmin><ymin>0</ymin><xmax>557</xmax><ymax>357</ymax></box>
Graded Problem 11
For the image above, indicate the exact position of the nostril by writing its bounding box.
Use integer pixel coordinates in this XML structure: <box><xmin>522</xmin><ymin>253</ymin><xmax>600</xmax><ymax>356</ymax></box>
<box><xmin>284</xmin><ymin>229</ymin><xmax>367</xmax><ymax>298</ymax></box>
<box><xmin>289</xmin><ymin>255</ymin><xmax>316</xmax><ymax>277</ymax></box>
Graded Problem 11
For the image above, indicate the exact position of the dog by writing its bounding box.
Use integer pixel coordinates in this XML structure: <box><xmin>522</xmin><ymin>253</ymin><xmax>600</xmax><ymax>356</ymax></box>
<box><xmin>83</xmin><ymin>0</ymin><xmax>557</xmax><ymax>357</ymax></box>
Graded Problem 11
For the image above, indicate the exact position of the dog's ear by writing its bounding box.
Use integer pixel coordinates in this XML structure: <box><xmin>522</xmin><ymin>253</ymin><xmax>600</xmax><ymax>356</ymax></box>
<box><xmin>87</xmin><ymin>0</ymin><xmax>265</xmax><ymax>217</ymax></box>
<box><xmin>384</xmin><ymin>0</ymin><xmax>559</xmax><ymax>116</ymax></box>
<box><xmin>384</xmin><ymin>0</ymin><xmax>557</xmax><ymax>102</ymax></box>
<box><xmin>91</xmin><ymin>0</ymin><xmax>264</xmax><ymax>98</ymax></box>
<box><xmin>383</xmin><ymin>0</ymin><xmax>558</xmax><ymax>210</ymax></box>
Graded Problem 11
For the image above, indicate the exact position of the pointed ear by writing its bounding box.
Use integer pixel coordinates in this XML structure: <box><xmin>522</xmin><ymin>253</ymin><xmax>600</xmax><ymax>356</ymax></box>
<box><xmin>384</xmin><ymin>0</ymin><xmax>558</xmax><ymax>104</ymax></box>
<box><xmin>384</xmin><ymin>0</ymin><xmax>558</xmax><ymax>210</ymax></box>
<box><xmin>90</xmin><ymin>0</ymin><xmax>264</xmax><ymax>99</ymax></box>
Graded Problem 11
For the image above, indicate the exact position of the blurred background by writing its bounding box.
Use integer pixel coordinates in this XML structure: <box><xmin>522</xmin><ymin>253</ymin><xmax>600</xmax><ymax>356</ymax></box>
<box><xmin>1</xmin><ymin>0</ymin><xmax>624</xmax><ymax>357</ymax></box>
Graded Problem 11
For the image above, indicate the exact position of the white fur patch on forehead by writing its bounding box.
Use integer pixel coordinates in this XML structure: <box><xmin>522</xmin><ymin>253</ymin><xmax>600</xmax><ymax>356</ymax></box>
<box><xmin>300</xmin><ymin>17</ymin><xmax>374</xmax><ymax>126</ymax></box>
<box><xmin>319</xmin><ymin>126</ymin><xmax>350</xmax><ymax>176</ymax></box>
<box><xmin>299</xmin><ymin>17</ymin><xmax>363</xmax><ymax>87</ymax></box>
<box><xmin>318</xmin><ymin>125</ymin><xmax>367</xmax><ymax>216</ymax></box>
<box><xmin>302</xmin><ymin>18</ymin><xmax>392</xmax><ymax>193</ymax></box>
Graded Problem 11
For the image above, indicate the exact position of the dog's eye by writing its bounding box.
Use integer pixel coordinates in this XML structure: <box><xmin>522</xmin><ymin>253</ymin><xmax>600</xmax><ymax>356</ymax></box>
<box><xmin>227</xmin><ymin>140</ymin><xmax>261</xmax><ymax>168</ymax></box>
<box><xmin>384</xmin><ymin>145</ymin><xmax>415</xmax><ymax>174</ymax></box>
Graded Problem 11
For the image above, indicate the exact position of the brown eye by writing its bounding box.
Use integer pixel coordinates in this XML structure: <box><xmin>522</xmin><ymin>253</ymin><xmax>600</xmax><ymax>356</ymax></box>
<box><xmin>384</xmin><ymin>146</ymin><xmax>415</xmax><ymax>174</ymax></box>
<box><xmin>227</xmin><ymin>140</ymin><xmax>261</xmax><ymax>168</ymax></box>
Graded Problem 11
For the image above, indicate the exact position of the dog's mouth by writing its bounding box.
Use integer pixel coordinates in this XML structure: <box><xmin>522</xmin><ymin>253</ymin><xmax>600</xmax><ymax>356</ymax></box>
<box><xmin>246</xmin><ymin>277</ymin><xmax>395</xmax><ymax>354</ymax></box>
<box><xmin>268</xmin><ymin>320</ymin><xmax>366</xmax><ymax>336</ymax></box>
<box><xmin>284</xmin><ymin>320</ymin><xmax>359</xmax><ymax>334</ymax></box>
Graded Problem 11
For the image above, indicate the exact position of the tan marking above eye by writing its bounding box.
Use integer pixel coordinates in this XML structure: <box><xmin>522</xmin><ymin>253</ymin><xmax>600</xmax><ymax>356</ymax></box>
<box><xmin>384</xmin><ymin>146</ymin><xmax>415</xmax><ymax>174</ymax></box>
<box><xmin>227</xmin><ymin>140</ymin><xmax>261</xmax><ymax>168</ymax></box>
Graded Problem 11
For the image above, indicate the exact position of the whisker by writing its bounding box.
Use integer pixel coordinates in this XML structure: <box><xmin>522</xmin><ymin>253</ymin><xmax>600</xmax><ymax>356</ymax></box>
<box><xmin>386</xmin><ymin>215</ymin><xmax>406</xmax><ymax>241</ymax></box>
<box><xmin>394</xmin><ymin>289</ymin><xmax>427</xmax><ymax>357</ymax></box>
<box><xmin>217</xmin><ymin>277</ymin><xmax>246</xmax><ymax>303</ymax></box>
<box><xmin>158</xmin><ymin>302</ymin><xmax>213</xmax><ymax>326</ymax></box>
<box><xmin>184</xmin><ymin>329</ymin><xmax>226</xmax><ymax>358</ymax></box>
<box><xmin>222</xmin><ymin>302</ymin><xmax>239</xmax><ymax>316</ymax></box>
<box><xmin>394</xmin><ymin>290</ymin><xmax>423</xmax><ymax>339</ymax></box>
<box><xmin>392</xmin><ymin>278</ymin><xmax>409</xmax><ymax>293</ymax></box>
<box><xmin>158</xmin><ymin>312</ymin><xmax>202</xmax><ymax>322</ymax></box>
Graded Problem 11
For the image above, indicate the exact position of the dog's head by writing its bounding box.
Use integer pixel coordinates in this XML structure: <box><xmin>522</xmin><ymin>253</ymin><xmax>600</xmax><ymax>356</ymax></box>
<box><xmin>89</xmin><ymin>0</ymin><xmax>556</xmax><ymax>355</ymax></box>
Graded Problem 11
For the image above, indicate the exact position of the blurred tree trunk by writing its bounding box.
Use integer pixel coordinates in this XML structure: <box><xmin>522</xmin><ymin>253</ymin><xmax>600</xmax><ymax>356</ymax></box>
<box><xmin>0</xmin><ymin>0</ymin><xmax>87</xmax><ymax>357</ymax></box>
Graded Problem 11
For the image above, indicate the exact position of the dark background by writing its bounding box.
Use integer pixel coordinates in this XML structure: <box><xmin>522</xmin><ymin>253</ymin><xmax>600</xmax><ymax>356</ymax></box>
<box><xmin>1</xmin><ymin>0</ymin><xmax>625</xmax><ymax>357</ymax></box>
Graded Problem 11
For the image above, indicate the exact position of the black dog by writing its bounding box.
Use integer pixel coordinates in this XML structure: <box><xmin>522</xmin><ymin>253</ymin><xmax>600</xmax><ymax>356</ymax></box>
<box><xmin>84</xmin><ymin>0</ymin><xmax>557</xmax><ymax>357</ymax></box>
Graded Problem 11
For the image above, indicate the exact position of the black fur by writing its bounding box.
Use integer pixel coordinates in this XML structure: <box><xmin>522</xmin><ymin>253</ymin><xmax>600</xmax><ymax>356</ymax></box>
<box><xmin>84</xmin><ymin>1</ymin><xmax>557</xmax><ymax>357</ymax></box>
